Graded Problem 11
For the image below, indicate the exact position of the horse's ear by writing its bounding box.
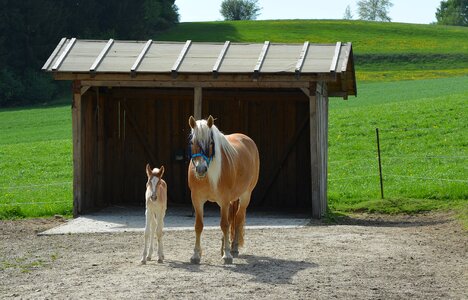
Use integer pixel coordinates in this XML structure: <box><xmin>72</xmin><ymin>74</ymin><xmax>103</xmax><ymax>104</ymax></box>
<box><xmin>157</xmin><ymin>166</ymin><xmax>165</xmax><ymax>179</ymax></box>
<box><xmin>189</xmin><ymin>116</ymin><xmax>197</xmax><ymax>129</ymax></box>
<box><xmin>146</xmin><ymin>164</ymin><xmax>152</xmax><ymax>177</ymax></box>
<box><xmin>207</xmin><ymin>115</ymin><xmax>214</xmax><ymax>128</ymax></box>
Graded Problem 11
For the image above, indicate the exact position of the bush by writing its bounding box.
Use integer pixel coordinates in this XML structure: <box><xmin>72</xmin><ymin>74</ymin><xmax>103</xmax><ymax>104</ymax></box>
<box><xmin>0</xmin><ymin>69</ymin><xmax>59</xmax><ymax>107</ymax></box>
<box><xmin>0</xmin><ymin>69</ymin><xmax>24</xmax><ymax>107</ymax></box>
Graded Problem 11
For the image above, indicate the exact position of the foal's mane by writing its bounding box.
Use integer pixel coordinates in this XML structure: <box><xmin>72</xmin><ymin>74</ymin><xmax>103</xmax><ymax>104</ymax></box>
<box><xmin>191</xmin><ymin>119</ymin><xmax>237</xmax><ymax>188</ymax></box>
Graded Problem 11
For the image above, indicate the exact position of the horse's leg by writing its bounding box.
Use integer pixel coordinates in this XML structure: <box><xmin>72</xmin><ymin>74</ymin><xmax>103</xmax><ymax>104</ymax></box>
<box><xmin>147</xmin><ymin>211</ymin><xmax>156</xmax><ymax>261</ymax></box>
<box><xmin>156</xmin><ymin>210</ymin><xmax>165</xmax><ymax>263</ymax></box>
<box><xmin>231</xmin><ymin>191</ymin><xmax>251</xmax><ymax>257</ymax></box>
<box><xmin>190</xmin><ymin>199</ymin><xmax>204</xmax><ymax>264</ymax></box>
<box><xmin>141</xmin><ymin>208</ymin><xmax>151</xmax><ymax>264</ymax></box>
<box><xmin>220</xmin><ymin>203</ymin><xmax>233</xmax><ymax>264</ymax></box>
<box><xmin>229</xmin><ymin>199</ymin><xmax>240</xmax><ymax>258</ymax></box>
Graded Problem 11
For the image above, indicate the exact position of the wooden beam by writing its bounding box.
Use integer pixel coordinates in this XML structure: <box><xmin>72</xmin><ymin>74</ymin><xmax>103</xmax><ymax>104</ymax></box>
<box><xmin>212</xmin><ymin>41</ymin><xmax>230</xmax><ymax>77</ymax></box>
<box><xmin>171</xmin><ymin>40</ymin><xmax>192</xmax><ymax>78</ymax></box>
<box><xmin>96</xmin><ymin>87</ymin><xmax>105</xmax><ymax>208</ymax></box>
<box><xmin>52</xmin><ymin>38</ymin><xmax>76</xmax><ymax>71</ymax></box>
<box><xmin>309</xmin><ymin>81</ymin><xmax>328</xmax><ymax>219</ymax></box>
<box><xmin>90</xmin><ymin>39</ymin><xmax>114</xmax><ymax>74</ymax></box>
<box><xmin>80</xmin><ymin>86</ymin><xmax>90</xmax><ymax>96</ymax></box>
<box><xmin>329</xmin><ymin>42</ymin><xmax>342</xmax><ymax>72</ymax></box>
<box><xmin>253</xmin><ymin>41</ymin><xmax>270</xmax><ymax>78</ymax></box>
<box><xmin>295</xmin><ymin>41</ymin><xmax>309</xmax><ymax>78</ymax></box>
<box><xmin>54</xmin><ymin>71</ymin><xmax>337</xmax><ymax>83</ymax></box>
<box><xmin>72</xmin><ymin>80</ymin><xmax>83</xmax><ymax>217</ymax></box>
<box><xmin>300</xmin><ymin>88</ymin><xmax>310</xmax><ymax>97</ymax></box>
<box><xmin>79</xmin><ymin>79</ymin><xmax>312</xmax><ymax>89</ymax></box>
<box><xmin>42</xmin><ymin>37</ymin><xmax>67</xmax><ymax>70</ymax></box>
<box><xmin>194</xmin><ymin>87</ymin><xmax>202</xmax><ymax>120</ymax></box>
<box><xmin>131</xmin><ymin>39</ymin><xmax>152</xmax><ymax>77</ymax></box>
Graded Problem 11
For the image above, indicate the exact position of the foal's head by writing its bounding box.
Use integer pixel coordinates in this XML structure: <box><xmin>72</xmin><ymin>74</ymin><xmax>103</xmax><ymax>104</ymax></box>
<box><xmin>189</xmin><ymin>115</ymin><xmax>215</xmax><ymax>178</ymax></box>
<box><xmin>146</xmin><ymin>164</ymin><xmax>165</xmax><ymax>201</ymax></box>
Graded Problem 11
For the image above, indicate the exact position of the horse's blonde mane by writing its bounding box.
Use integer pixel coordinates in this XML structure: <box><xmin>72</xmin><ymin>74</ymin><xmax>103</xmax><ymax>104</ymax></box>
<box><xmin>192</xmin><ymin>119</ymin><xmax>237</xmax><ymax>188</ymax></box>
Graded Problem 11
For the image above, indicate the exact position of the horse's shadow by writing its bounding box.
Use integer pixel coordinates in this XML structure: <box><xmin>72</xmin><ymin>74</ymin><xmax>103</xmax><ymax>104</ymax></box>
<box><xmin>233</xmin><ymin>254</ymin><xmax>318</xmax><ymax>284</ymax></box>
<box><xmin>167</xmin><ymin>254</ymin><xmax>318</xmax><ymax>284</ymax></box>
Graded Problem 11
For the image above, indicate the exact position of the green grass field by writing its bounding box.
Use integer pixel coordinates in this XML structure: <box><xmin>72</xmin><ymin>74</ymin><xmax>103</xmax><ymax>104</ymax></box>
<box><xmin>328</xmin><ymin>77</ymin><xmax>468</xmax><ymax>217</ymax></box>
<box><xmin>0</xmin><ymin>104</ymin><xmax>72</xmax><ymax>218</ymax></box>
<box><xmin>0</xmin><ymin>20</ymin><xmax>467</xmax><ymax>222</ymax></box>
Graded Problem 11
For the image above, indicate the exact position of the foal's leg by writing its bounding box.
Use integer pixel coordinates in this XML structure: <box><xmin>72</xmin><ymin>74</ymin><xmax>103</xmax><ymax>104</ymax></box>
<box><xmin>190</xmin><ymin>199</ymin><xmax>205</xmax><ymax>264</ymax></box>
<box><xmin>141</xmin><ymin>209</ymin><xmax>151</xmax><ymax>264</ymax></box>
<box><xmin>146</xmin><ymin>212</ymin><xmax>156</xmax><ymax>261</ymax></box>
<box><xmin>220</xmin><ymin>203</ymin><xmax>233</xmax><ymax>264</ymax></box>
<box><xmin>156</xmin><ymin>211</ymin><xmax>165</xmax><ymax>263</ymax></box>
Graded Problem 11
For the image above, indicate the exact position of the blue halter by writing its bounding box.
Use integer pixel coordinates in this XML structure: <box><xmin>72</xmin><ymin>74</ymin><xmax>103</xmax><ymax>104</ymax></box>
<box><xmin>188</xmin><ymin>132</ymin><xmax>215</xmax><ymax>166</ymax></box>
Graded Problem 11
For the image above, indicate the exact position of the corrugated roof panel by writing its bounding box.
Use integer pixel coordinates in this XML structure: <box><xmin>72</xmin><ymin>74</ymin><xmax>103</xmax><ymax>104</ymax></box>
<box><xmin>336</xmin><ymin>43</ymin><xmax>351</xmax><ymax>72</ymax></box>
<box><xmin>137</xmin><ymin>42</ymin><xmax>185</xmax><ymax>73</ymax></box>
<box><xmin>97</xmin><ymin>41</ymin><xmax>144</xmax><ymax>72</ymax></box>
<box><xmin>59</xmin><ymin>40</ymin><xmax>107</xmax><ymax>72</ymax></box>
<box><xmin>261</xmin><ymin>44</ymin><xmax>303</xmax><ymax>73</ymax></box>
<box><xmin>178</xmin><ymin>43</ymin><xmax>224</xmax><ymax>73</ymax></box>
<box><xmin>301</xmin><ymin>44</ymin><xmax>336</xmax><ymax>73</ymax></box>
<box><xmin>218</xmin><ymin>43</ymin><xmax>264</xmax><ymax>73</ymax></box>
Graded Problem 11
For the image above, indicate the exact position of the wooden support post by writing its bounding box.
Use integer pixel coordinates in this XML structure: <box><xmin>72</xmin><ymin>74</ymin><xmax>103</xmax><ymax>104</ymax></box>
<box><xmin>194</xmin><ymin>86</ymin><xmax>202</xmax><ymax>120</ymax></box>
<box><xmin>72</xmin><ymin>80</ymin><xmax>83</xmax><ymax>217</ymax></box>
<box><xmin>96</xmin><ymin>87</ymin><xmax>105</xmax><ymax>207</ymax></box>
<box><xmin>309</xmin><ymin>81</ymin><xmax>329</xmax><ymax>219</ymax></box>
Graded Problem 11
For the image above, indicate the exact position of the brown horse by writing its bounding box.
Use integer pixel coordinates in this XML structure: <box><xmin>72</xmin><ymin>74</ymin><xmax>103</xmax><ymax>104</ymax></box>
<box><xmin>188</xmin><ymin>115</ymin><xmax>260</xmax><ymax>264</ymax></box>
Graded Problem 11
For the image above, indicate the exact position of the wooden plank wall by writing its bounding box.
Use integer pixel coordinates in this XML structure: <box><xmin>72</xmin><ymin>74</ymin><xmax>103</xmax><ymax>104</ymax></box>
<box><xmin>203</xmin><ymin>89</ymin><xmax>311</xmax><ymax>212</ymax></box>
<box><xmin>78</xmin><ymin>87</ymin><xmax>313</xmax><ymax>214</ymax></box>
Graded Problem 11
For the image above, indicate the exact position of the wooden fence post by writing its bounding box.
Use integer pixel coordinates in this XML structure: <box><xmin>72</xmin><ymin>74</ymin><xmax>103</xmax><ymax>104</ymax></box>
<box><xmin>376</xmin><ymin>128</ymin><xmax>384</xmax><ymax>199</ymax></box>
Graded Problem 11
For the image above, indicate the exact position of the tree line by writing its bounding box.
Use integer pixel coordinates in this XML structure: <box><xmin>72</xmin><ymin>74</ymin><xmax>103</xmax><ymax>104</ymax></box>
<box><xmin>0</xmin><ymin>0</ymin><xmax>179</xmax><ymax>107</ymax></box>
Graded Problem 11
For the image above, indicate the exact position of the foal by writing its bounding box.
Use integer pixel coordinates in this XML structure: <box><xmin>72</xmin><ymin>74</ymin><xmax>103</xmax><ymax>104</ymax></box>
<box><xmin>141</xmin><ymin>164</ymin><xmax>167</xmax><ymax>264</ymax></box>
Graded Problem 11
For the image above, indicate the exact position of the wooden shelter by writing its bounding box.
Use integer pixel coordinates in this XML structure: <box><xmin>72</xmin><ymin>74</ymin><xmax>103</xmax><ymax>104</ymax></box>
<box><xmin>43</xmin><ymin>38</ymin><xmax>356</xmax><ymax>218</ymax></box>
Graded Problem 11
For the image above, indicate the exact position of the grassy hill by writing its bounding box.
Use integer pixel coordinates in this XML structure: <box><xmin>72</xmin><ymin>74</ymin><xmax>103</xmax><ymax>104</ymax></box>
<box><xmin>156</xmin><ymin>20</ymin><xmax>468</xmax><ymax>81</ymax></box>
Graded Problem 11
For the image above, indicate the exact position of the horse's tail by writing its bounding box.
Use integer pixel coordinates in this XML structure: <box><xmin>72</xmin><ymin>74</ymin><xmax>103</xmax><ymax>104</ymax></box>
<box><xmin>229</xmin><ymin>199</ymin><xmax>239</xmax><ymax>245</ymax></box>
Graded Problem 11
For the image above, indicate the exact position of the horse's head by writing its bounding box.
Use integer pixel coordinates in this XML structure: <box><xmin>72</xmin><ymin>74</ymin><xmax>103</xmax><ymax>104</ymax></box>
<box><xmin>188</xmin><ymin>115</ymin><xmax>215</xmax><ymax>179</ymax></box>
<box><xmin>146</xmin><ymin>164</ymin><xmax>164</xmax><ymax>201</ymax></box>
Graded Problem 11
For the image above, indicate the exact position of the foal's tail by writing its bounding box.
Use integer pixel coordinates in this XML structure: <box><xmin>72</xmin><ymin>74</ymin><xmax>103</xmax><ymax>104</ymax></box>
<box><xmin>229</xmin><ymin>199</ymin><xmax>245</xmax><ymax>247</ymax></box>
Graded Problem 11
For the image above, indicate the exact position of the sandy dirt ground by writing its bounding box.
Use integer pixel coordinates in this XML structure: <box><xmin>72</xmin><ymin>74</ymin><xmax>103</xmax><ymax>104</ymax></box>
<box><xmin>0</xmin><ymin>212</ymin><xmax>467</xmax><ymax>299</ymax></box>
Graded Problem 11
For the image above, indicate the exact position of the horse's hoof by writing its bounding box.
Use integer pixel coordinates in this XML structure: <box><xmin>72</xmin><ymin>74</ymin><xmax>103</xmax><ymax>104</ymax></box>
<box><xmin>231</xmin><ymin>250</ymin><xmax>239</xmax><ymax>258</ymax></box>
<box><xmin>140</xmin><ymin>260</ymin><xmax>146</xmax><ymax>265</ymax></box>
<box><xmin>146</xmin><ymin>256</ymin><xmax>152</xmax><ymax>261</ymax></box>
<box><xmin>190</xmin><ymin>257</ymin><xmax>200</xmax><ymax>264</ymax></box>
<box><xmin>157</xmin><ymin>258</ymin><xmax>163</xmax><ymax>263</ymax></box>
<box><xmin>223</xmin><ymin>256</ymin><xmax>233</xmax><ymax>264</ymax></box>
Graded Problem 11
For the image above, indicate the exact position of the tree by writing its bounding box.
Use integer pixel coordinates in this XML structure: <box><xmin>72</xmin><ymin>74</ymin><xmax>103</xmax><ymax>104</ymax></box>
<box><xmin>220</xmin><ymin>0</ymin><xmax>261</xmax><ymax>21</ymax></box>
<box><xmin>357</xmin><ymin>0</ymin><xmax>393</xmax><ymax>22</ymax></box>
<box><xmin>343</xmin><ymin>5</ymin><xmax>354</xmax><ymax>20</ymax></box>
<box><xmin>0</xmin><ymin>0</ymin><xmax>180</xmax><ymax>107</ymax></box>
<box><xmin>436</xmin><ymin>0</ymin><xmax>468</xmax><ymax>26</ymax></box>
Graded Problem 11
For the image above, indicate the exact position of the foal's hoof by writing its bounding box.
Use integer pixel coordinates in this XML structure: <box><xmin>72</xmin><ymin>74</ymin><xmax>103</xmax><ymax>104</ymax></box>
<box><xmin>190</xmin><ymin>257</ymin><xmax>200</xmax><ymax>264</ymax></box>
<box><xmin>140</xmin><ymin>260</ymin><xmax>147</xmax><ymax>265</ymax></box>
<box><xmin>231</xmin><ymin>250</ymin><xmax>239</xmax><ymax>258</ymax></box>
<box><xmin>157</xmin><ymin>258</ymin><xmax>164</xmax><ymax>263</ymax></box>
